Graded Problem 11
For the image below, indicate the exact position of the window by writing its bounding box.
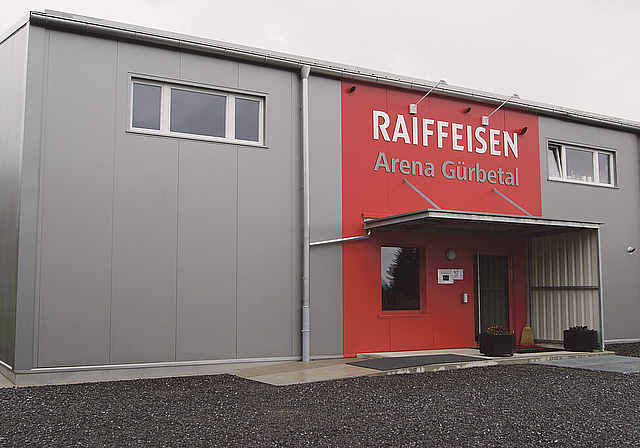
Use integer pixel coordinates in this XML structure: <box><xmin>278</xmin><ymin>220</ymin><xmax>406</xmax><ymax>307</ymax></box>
<box><xmin>130</xmin><ymin>78</ymin><xmax>264</xmax><ymax>145</ymax></box>
<box><xmin>547</xmin><ymin>142</ymin><xmax>616</xmax><ymax>186</ymax></box>
<box><xmin>381</xmin><ymin>246</ymin><xmax>420</xmax><ymax>311</ymax></box>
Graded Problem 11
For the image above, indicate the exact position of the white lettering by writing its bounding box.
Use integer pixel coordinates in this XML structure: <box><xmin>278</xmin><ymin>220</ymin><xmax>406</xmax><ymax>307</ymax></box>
<box><xmin>490</xmin><ymin>129</ymin><xmax>501</xmax><ymax>156</ymax></box>
<box><xmin>452</xmin><ymin>123</ymin><xmax>464</xmax><ymax>151</ymax></box>
<box><xmin>371</xmin><ymin>109</ymin><xmax>524</xmax><ymax>159</ymax></box>
<box><xmin>503</xmin><ymin>131</ymin><xmax>518</xmax><ymax>158</ymax></box>
<box><xmin>437</xmin><ymin>121</ymin><xmax>449</xmax><ymax>149</ymax></box>
<box><xmin>422</xmin><ymin>118</ymin><xmax>434</xmax><ymax>146</ymax></box>
<box><xmin>475</xmin><ymin>127</ymin><xmax>487</xmax><ymax>154</ymax></box>
<box><xmin>373</xmin><ymin>110</ymin><xmax>390</xmax><ymax>141</ymax></box>
<box><xmin>392</xmin><ymin>114</ymin><xmax>411</xmax><ymax>144</ymax></box>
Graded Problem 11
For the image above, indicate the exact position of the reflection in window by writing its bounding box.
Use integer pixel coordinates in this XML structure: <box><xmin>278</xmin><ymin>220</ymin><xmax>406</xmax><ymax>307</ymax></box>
<box><xmin>598</xmin><ymin>152</ymin><xmax>611</xmax><ymax>184</ymax></box>
<box><xmin>132</xmin><ymin>83</ymin><xmax>161</xmax><ymax>130</ymax></box>
<box><xmin>381</xmin><ymin>246</ymin><xmax>420</xmax><ymax>311</ymax></box>
<box><xmin>235</xmin><ymin>97</ymin><xmax>260</xmax><ymax>142</ymax></box>
<box><xmin>170</xmin><ymin>89</ymin><xmax>226</xmax><ymax>138</ymax></box>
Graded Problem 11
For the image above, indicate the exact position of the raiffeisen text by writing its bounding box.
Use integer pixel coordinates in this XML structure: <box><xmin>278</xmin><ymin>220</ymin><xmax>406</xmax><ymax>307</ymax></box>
<box><xmin>372</xmin><ymin>110</ymin><xmax>519</xmax><ymax>158</ymax></box>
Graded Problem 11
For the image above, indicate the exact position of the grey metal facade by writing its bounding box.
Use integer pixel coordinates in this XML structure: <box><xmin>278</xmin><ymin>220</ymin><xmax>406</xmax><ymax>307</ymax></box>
<box><xmin>0</xmin><ymin>24</ymin><xmax>28</xmax><ymax>368</ymax></box>
<box><xmin>1</xmin><ymin>11</ymin><xmax>639</xmax><ymax>383</ymax></box>
<box><xmin>538</xmin><ymin>117</ymin><xmax>640</xmax><ymax>340</ymax></box>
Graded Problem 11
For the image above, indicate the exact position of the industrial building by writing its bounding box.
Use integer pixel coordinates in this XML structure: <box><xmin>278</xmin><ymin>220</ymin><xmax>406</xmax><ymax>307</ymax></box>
<box><xmin>1</xmin><ymin>11</ymin><xmax>638</xmax><ymax>385</ymax></box>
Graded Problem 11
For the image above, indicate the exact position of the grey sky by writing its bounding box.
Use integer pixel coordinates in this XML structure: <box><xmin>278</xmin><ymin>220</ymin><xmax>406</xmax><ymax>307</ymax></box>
<box><xmin>3</xmin><ymin>0</ymin><xmax>639</xmax><ymax>122</ymax></box>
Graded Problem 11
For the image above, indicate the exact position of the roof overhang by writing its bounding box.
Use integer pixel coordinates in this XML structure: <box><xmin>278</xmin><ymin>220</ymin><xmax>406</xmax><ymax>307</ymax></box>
<box><xmin>364</xmin><ymin>209</ymin><xmax>601</xmax><ymax>238</ymax></box>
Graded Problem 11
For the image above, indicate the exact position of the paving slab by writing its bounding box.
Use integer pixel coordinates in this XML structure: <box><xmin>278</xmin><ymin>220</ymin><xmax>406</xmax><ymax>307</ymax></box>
<box><xmin>534</xmin><ymin>355</ymin><xmax>640</xmax><ymax>374</ymax></box>
<box><xmin>232</xmin><ymin>348</ymin><xmax>614</xmax><ymax>385</ymax></box>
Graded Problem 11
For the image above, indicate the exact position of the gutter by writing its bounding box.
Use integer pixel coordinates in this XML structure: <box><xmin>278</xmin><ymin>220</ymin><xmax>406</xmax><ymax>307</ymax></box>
<box><xmin>28</xmin><ymin>10</ymin><xmax>640</xmax><ymax>135</ymax></box>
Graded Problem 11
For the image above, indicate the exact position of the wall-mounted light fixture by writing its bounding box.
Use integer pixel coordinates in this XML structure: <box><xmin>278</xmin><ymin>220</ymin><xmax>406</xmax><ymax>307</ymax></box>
<box><xmin>627</xmin><ymin>246</ymin><xmax>636</xmax><ymax>255</ymax></box>
<box><xmin>481</xmin><ymin>93</ymin><xmax>519</xmax><ymax>126</ymax></box>
<box><xmin>445</xmin><ymin>248</ymin><xmax>457</xmax><ymax>261</ymax></box>
<box><xmin>347</xmin><ymin>85</ymin><xmax>357</xmax><ymax>94</ymax></box>
<box><xmin>463</xmin><ymin>106</ymin><xmax>472</xmax><ymax>115</ymax></box>
<box><xmin>409</xmin><ymin>79</ymin><xmax>447</xmax><ymax>114</ymax></box>
<box><xmin>518</xmin><ymin>127</ymin><xmax>528</xmax><ymax>136</ymax></box>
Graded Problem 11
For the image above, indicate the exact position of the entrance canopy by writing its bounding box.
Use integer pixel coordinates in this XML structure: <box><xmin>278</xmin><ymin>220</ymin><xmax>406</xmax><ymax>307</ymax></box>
<box><xmin>363</xmin><ymin>209</ymin><xmax>601</xmax><ymax>237</ymax></box>
<box><xmin>365</xmin><ymin>208</ymin><xmax>604</xmax><ymax>348</ymax></box>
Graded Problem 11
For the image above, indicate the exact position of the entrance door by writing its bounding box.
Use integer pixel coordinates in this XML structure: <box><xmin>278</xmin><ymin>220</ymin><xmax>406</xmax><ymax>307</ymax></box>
<box><xmin>474</xmin><ymin>254</ymin><xmax>510</xmax><ymax>338</ymax></box>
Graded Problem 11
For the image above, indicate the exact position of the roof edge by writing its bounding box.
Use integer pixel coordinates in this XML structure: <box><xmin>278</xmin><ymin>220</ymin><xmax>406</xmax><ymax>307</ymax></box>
<box><xmin>364</xmin><ymin>209</ymin><xmax>602</xmax><ymax>230</ymax></box>
<box><xmin>27</xmin><ymin>10</ymin><xmax>640</xmax><ymax>134</ymax></box>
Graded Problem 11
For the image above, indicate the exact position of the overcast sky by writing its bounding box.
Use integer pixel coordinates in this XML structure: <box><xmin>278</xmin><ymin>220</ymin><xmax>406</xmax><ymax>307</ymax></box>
<box><xmin>3</xmin><ymin>0</ymin><xmax>639</xmax><ymax>122</ymax></box>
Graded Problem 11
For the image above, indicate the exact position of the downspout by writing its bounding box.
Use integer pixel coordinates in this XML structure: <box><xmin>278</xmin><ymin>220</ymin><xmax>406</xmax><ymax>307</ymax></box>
<box><xmin>301</xmin><ymin>65</ymin><xmax>311</xmax><ymax>362</ymax></box>
<box><xmin>596</xmin><ymin>227</ymin><xmax>605</xmax><ymax>351</ymax></box>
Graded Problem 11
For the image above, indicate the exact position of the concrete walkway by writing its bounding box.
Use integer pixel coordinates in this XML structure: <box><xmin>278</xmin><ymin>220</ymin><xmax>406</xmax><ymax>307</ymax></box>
<box><xmin>534</xmin><ymin>354</ymin><xmax>640</xmax><ymax>374</ymax></box>
<box><xmin>231</xmin><ymin>348</ymin><xmax>615</xmax><ymax>386</ymax></box>
<box><xmin>0</xmin><ymin>372</ymin><xmax>14</xmax><ymax>388</ymax></box>
<box><xmin>0</xmin><ymin>348</ymin><xmax>629</xmax><ymax>388</ymax></box>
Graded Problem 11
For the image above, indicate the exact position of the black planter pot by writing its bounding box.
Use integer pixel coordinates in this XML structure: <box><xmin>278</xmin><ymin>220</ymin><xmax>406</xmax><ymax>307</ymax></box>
<box><xmin>479</xmin><ymin>333</ymin><xmax>516</xmax><ymax>356</ymax></box>
<box><xmin>564</xmin><ymin>329</ymin><xmax>598</xmax><ymax>352</ymax></box>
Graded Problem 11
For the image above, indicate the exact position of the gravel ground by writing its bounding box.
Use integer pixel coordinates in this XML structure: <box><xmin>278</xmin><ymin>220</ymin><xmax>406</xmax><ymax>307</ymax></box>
<box><xmin>0</xmin><ymin>343</ymin><xmax>638</xmax><ymax>447</ymax></box>
<box><xmin>607</xmin><ymin>341</ymin><xmax>640</xmax><ymax>358</ymax></box>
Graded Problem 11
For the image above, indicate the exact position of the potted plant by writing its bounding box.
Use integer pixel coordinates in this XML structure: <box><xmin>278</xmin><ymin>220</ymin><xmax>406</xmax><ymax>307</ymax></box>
<box><xmin>564</xmin><ymin>326</ymin><xmax>598</xmax><ymax>352</ymax></box>
<box><xmin>479</xmin><ymin>325</ymin><xmax>516</xmax><ymax>356</ymax></box>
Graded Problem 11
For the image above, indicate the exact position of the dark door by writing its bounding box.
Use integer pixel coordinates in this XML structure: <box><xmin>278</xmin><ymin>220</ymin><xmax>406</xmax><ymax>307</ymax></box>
<box><xmin>474</xmin><ymin>254</ymin><xmax>509</xmax><ymax>338</ymax></box>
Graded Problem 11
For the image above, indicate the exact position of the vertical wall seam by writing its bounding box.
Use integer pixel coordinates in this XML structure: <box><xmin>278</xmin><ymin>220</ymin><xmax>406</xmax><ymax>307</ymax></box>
<box><xmin>235</xmin><ymin>146</ymin><xmax>239</xmax><ymax>359</ymax></box>
<box><xmin>175</xmin><ymin>142</ymin><xmax>180</xmax><ymax>362</ymax></box>
<box><xmin>174</xmin><ymin>55</ymin><xmax>182</xmax><ymax>363</ymax></box>
<box><xmin>290</xmin><ymin>71</ymin><xmax>295</xmax><ymax>357</ymax></box>
<box><xmin>108</xmin><ymin>40</ymin><xmax>119</xmax><ymax>365</ymax></box>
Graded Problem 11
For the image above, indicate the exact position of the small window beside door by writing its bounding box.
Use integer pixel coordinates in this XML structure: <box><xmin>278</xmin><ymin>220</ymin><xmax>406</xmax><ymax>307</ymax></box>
<box><xmin>130</xmin><ymin>77</ymin><xmax>265</xmax><ymax>146</ymax></box>
<box><xmin>381</xmin><ymin>246</ymin><xmax>421</xmax><ymax>311</ymax></box>
<box><xmin>547</xmin><ymin>142</ymin><xmax>616</xmax><ymax>186</ymax></box>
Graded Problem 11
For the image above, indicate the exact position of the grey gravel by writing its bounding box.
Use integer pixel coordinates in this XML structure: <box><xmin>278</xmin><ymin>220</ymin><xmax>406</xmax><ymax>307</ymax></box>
<box><xmin>0</xmin><ymin>343</ymin><xmax>638</xmax><ymax>447</ymax></box>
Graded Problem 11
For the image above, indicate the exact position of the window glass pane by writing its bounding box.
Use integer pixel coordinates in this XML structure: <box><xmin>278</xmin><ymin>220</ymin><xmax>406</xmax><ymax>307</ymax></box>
<box><xmin>381</xmin><ymin>247</ymin><xmax>420</xmax><ymax>311</ymax></box>
<box><xmin>598</xmin><ymin>153</ymin><xmax>611</xmax><ymax>184</ymax></box>
<box><xmin>565</xmin><ymin>148</ymin><xmax>594</xmax><ymax>181</ymax></box>
<box><xmin>547</xmin><ymin>147</ymin><xmax>561</xmax><ymax>178</ymax></box>
<box><xmin>132</xmin><ymin>83</ymin><xmax>161</xmax><ymax>130</ymax></box>
<box><xmin>170</xmin><ymin>88</ymin><xmax>226</xmax><ymax>137</ymax></box>
<box><xmin>235</xmin><ymin>98</ymin><xmax>260</xmax><ymax>142</ymax></box>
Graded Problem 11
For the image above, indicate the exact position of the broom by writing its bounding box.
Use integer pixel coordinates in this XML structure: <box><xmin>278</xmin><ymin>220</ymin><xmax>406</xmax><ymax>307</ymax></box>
<box><xmin>521</xmin><ymin>282</ymin><xmax>535</xmax><ymax>346</ymax></box>
<box><xmin>521</xmin><ymin>323</ymin><xmax>534</xmax><ymax>347</ymax></box>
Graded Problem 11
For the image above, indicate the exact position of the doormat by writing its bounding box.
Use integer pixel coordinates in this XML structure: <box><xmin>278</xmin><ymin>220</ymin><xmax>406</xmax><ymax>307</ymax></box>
<box><xmin>516</xmin><ymin>346</ymin><xmax>564</xmax><ymax>354</ymax></box>
<box><xmin>347</xmin><ymin>354</ymin><xmax>485</xmax><ymax>371</ymax></box>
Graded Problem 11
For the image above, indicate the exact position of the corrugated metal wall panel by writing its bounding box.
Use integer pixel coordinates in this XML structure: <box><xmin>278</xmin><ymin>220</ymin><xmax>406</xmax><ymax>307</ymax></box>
<box><xmin>529</xmin><ymin>230</ymin><xmax>600</xmax><ymax>341</ymax></box>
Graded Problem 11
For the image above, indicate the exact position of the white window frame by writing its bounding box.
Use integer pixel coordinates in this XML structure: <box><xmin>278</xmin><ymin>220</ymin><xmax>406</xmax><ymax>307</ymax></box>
<box><xmin>128</xmin><ymin>76</ymin><xmax>265</xmax><ymax>147</ymax></box>
<box><xmin>547</xmin><ymin>141</ymin><xmax>616</xmax><ymax>187</ymax></box>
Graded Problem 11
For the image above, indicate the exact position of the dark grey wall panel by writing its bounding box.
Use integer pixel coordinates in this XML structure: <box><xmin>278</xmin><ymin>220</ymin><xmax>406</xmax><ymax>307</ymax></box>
<box><xmin>0</xmin><ymin>26</ymin><xmax>27</xmax><ymax>367</ymax></box>
<box><xmin>176</xmin><ymin>140</ymin><xmax>238</xmax><ymax>361</ymax></box>
<box><xmin>308</xmin><ymin>76</ymin><xmax>343</xmax><ymax>356</ymax></box>
<box><xmin>539</xmin><ymin>117</ymin><xmax>640</xmax><ymax>340</ymax></box>
<box><xmin>236</xmin><ymin>64</ymin><xmax>294</xmax><ymax>358</ymax></box>
<box><xmin>110</xmin><ymin>43</ymin><xmax>180</xmax><ymax>364</ymax></box>
<box><xmin>37</xmin><ymin>31</ymin><xmax>116</xmax><ymax>367</ymax></box>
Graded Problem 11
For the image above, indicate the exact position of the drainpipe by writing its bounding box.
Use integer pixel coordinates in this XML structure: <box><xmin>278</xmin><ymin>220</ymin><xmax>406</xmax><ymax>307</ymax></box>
<box><xmin>596</xmin><ymin>228</ymin><xmax>605</xmax><ymax>351</ymax></box>
<box><xmin>301</xmin><ymin>65</ymin><xmax>311</xmax><ymax>362</ymax></box>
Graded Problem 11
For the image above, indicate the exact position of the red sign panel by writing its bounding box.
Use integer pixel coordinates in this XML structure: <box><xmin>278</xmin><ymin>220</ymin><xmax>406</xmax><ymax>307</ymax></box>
<box><xmin>341</xmin><ymin>81</ymin><xmax>541</xmax><ymax>236</ymax></box>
